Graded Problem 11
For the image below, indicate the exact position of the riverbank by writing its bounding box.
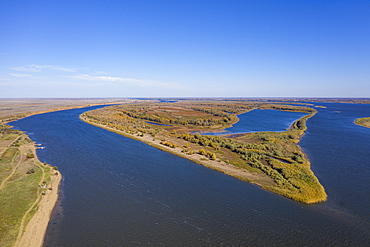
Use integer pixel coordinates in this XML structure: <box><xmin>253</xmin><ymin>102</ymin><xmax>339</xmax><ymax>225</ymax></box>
<box><xmin>0</xmin><ymin>126</ymin><xmax>62</xmax><ymax>247</ymax></box>
<box><xmin>14</xmin><ymin>163</ymin><xmax>61</xmax><ymax>247</ymax></box>
<box><xmin>0</xmin><ymin>101</ymin><xmax>139</xmax><ymax>246</ymax></box>
<box><xmin>1</xmin><ymin>100</ymin><xmax>129</xmax><ymax>246</ymax></box>
<box><xmin>80</xmin><ymin>115</ymin><xmax>274</xmax><ymax>186</ymax></box>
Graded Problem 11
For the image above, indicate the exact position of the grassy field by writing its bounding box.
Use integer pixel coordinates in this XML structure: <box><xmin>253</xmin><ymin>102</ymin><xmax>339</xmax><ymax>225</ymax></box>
<box><xmin>0</xmin><ymin>125</ymin><xmax>55</xmax><ymax>247</ymax></box>
<box><xmin>81</xmin><ymin>100</ymin><xmax>327</xmax><ymax>204</ymax></box>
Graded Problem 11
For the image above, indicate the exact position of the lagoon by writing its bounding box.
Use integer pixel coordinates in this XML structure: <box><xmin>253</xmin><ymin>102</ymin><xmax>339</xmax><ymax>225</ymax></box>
<box><xmin>10</xmin><ymin>103</ymin><xmax>370</xmax><ymax>246</ymax></box>
<box><xmin>205</xmin><ymin>109</ymin><xmax>308</xmax><ymax>135</ymax></box>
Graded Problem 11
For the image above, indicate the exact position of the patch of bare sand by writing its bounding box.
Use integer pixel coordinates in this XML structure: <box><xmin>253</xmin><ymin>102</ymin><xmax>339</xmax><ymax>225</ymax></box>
<box><xmin>14</xmin><ymin>170</ymin><xmax>61</xmax><ymax>247</ymax></box>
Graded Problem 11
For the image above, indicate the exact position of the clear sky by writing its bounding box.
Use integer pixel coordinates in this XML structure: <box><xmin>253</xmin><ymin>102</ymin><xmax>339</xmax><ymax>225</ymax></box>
<box><xmin>1</xmin><ymin>0</ymin><xmax>369</xmax><ymax>98</ymax></box>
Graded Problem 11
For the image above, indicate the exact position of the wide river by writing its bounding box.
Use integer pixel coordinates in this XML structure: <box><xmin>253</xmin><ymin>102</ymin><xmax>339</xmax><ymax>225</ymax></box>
<box><xmin>10</xmin><ymin>103</ymin><xmax>370</xmax><ymax>246</ymax></box>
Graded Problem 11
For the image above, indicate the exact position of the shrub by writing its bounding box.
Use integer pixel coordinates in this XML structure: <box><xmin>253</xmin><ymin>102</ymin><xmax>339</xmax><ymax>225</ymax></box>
<box><xmin>26</xmin><ymin>168</ymin><xmax>35</xmax><ymax>174</ymax></box>
<box><xmin>26</xmin><ymin>153</ymin><xmax>35</xmax><ymax>158</ymax></box>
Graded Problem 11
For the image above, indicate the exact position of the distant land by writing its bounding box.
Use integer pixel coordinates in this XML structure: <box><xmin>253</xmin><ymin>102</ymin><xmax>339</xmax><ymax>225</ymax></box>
<box><xmin>2</xmin><ymin>97</ymin><xmax>370</xmax><ymax>123</ymax></box>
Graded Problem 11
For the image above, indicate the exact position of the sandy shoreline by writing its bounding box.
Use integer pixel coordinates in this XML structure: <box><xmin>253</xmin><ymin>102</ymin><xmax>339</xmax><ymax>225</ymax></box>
<box><xmin>80</xmin><ymin>116</ymin><xmax>274</xmax><ymax>187</ymax></box>
<box><xmin>14</xmin><ymin>168</ymin><xmax>62</xmax><ymax>247</ymax></box>
<box><xmin>80</xmin><ymin>110</ymin><xmax>327</xmax><ymax>204</ymax></box>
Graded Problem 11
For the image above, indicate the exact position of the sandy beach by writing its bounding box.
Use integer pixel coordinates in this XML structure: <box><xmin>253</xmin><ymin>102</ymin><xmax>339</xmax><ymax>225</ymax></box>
<box><xmin>14</xmin><ymin>169</ymin><xmax>61</xmax><ymax>247</ymax></box>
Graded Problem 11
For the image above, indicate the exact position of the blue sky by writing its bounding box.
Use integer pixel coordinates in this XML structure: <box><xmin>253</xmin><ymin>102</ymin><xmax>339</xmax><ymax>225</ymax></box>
<box><xmin>1</xmin><ymin>0</ymin><xmax>369</xmax><ymax>98</ymax></box>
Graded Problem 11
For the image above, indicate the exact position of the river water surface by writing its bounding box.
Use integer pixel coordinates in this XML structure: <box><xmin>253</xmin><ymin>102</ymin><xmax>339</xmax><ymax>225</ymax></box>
<box><xmin>223</xmin><ymin>109</ymin><xmax>307</xmax><ymax>134</ymax></box>
<box><xmin>10</xmin><ymin>103</ymin><xmax>370</xmax><ymax>246</ymax></box>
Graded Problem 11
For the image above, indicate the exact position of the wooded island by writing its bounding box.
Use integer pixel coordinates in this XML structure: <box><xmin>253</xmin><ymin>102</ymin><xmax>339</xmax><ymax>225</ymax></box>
<box><xmin>81</xmin><ymin>100</ymin><xmax>327</xmax><ymax>204</ymax></box>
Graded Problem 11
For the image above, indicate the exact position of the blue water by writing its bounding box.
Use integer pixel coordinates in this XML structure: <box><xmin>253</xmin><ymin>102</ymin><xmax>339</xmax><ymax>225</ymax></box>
<box><xmin>222</xmin><ymin>109</ymin><xmax>307</xmax><ymax>134</ymax></box>
<box><xmin>9</xmin><ymin>103</ymin><xmax>370</xmax><ymax>246</ymax></box>
<box><xmin>199</xmin><ymin>109</ymin><xmax>307</xmax><ymax>135</ymax></box>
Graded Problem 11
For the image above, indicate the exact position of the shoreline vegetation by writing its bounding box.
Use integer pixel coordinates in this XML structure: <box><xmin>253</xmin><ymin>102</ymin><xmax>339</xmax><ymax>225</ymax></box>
<box><xmin>355</xmin><ymin>117</ymin><xmax>370</xmax><ymax>128</ymax></box>
<box><xmin>81</xmin><ymin>100</ymin><xmax>327</xmax><ymax>204</ymax></box>
<box><xmin>0</xmin><ymin>125</ymin><xmax>61</xmax><ymax>247</ymax></box>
